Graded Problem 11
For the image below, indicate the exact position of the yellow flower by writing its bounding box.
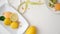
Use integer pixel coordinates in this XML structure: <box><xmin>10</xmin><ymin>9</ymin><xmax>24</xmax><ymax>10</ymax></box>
<box><xmin>4</xmin><ymin>18</ymin><xmax>12</xmax><ymax>26</ymax></box>
<box><xmin>10</xmin><ymin>22</ymin><xmax>19</xmax><ymax>29</ymax></box>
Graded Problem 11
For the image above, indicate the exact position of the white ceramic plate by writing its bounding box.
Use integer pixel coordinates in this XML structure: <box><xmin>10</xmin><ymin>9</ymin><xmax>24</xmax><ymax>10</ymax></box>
<box><xmin>0</xmin><ymin>23</ymin><xmax>11</xmax><ymax>34</ymax></box>
<box><xmin>45</xmin><ymin>0</ymin><xmax>60</xmax><ymax>14</ymax></box>
<box><xmin>0</xmin><ymin>4</ymin><xmax>29</xmax><ymax>34</ymax></box>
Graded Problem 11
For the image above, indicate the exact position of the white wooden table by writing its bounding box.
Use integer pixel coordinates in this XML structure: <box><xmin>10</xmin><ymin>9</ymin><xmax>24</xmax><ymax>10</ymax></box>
<box><xmin>0</xmin><ymin>0</ymin><xmax>60</xmax><ymax>34</ymax></box>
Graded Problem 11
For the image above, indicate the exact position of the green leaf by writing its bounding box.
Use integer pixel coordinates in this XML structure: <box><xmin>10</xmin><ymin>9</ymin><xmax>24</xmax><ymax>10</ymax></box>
<box><xmin>29</xmin><ymin>2</ymin><xmax>42</xmax><ymax>5</ymax></box>
<box><xmin>0</xmin><ymin>16</ymin><xmax>5</xmax><ymax>21</ymax></box>
<box><xmin>18</xmin><ymin>2</ymin><xmax>26</xmax><ymax>13</ymax></box>
<box><xmin>27</xmin><ymin>0</ymin><xmax>30</xmax><ymax>2</ymax></box>
<box><xmin>23</xmin><ymin>3</ymin><xmax>28</xmax><ymax>13</ymax></box>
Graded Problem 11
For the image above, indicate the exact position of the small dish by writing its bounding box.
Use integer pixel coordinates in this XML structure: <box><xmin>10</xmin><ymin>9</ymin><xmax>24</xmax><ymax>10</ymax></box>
<box><xmin>45</xmin><ymin>0</ymin><xmax>60</xmax><ymax>14</ymax></box>
<box><xmin>0</xmin><ymin>4</ymin><xmax>29</xmax><ymax>34</ymax></box>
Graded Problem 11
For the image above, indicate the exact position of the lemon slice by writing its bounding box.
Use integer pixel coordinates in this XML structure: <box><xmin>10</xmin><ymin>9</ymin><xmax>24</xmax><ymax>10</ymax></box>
<box><xmin>10</xmin><ymin>13</ymin><xmax>18</xmax><ymax>21</ymax></box>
